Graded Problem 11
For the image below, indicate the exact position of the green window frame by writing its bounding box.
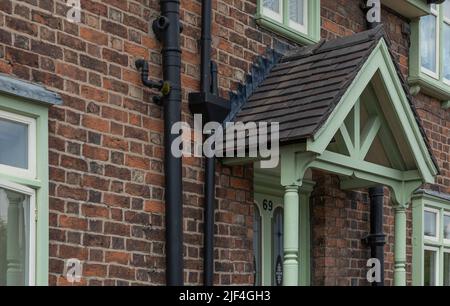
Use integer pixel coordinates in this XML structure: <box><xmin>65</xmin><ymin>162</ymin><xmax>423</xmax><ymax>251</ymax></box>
<box><xmin>256</xmin><ymin>0</ymin><xmax>320</xmax><ymax>45</ymax></box>
<box><xmin>381</xmin><ymin>0</ymin><xmax>430</xmax><ymax>19</ymax></box>
<box><xmin>412</xmin><ymin>191</ymin><xmax>450</xmax><ymax>286</ymax></box>
<box><xmin>0</xmin><ymin>91</ymin><xmax>52</xmax><ymax>286</ymax></box>
<box><xmin>409</xmin><ymin>1</ymin><xmax>450</xmax><ymax>108</ymax></box>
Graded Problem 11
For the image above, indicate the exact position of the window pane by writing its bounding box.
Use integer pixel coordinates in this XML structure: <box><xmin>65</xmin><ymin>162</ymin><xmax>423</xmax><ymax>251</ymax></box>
<box><xmin>444</xmin><ymin>1</ymin><xmax>450</xmax><ymax>20</ymax></box>
<box><xmin>424</xmin><ymin>210</ymin><xmax>437</xmax><ymax>237</ymax></box>
<box><xmin>289</xmin><ymin>0</ymin><xmax>305</xmax><ymax>25</ymax></box>
<box><xmin>424</xmin><ymin>249</ymin><xmax>437</xmax><ymax>286</ymax></box>
<box><xmin>272</xmin><ymin>207</ymin><xmax>283</xmax><ymax>286</ymax></box>
<box><xmin>253</xmin><ymin>205</ymin><xmax>262</xmax><ymax>286</ymax></box>
<box><xmin>444</xmin><ymin>24</ymin><xmax>450</xmax><ymax>81</ymax></box>
<box><xmin>263</xmin><ymin>0</ymin><xmax>280</xmax><ymax>14</ymax></box>
<box><xmin>0</xmin><ymin>117</ymin><xmax>28</xmax><ymax>169</ymax></box>
<box><xmin>0</xmin><ymin>187</ymin><xmax>30</xmax><ymax>286</ymax></box>
<box><xmin>445</xmin><ymin>252</ymin><xmax>450</xmax><ymax>286</ymax></box>
<box><xmin>420</xmin><ymin>15</ymin><xmax>437</xmax><ymax>73</ymax></box>
<box><xmin>444</xmin><ymin>215</ymin><xmax>450</xmax><ymax>240</ymax></box>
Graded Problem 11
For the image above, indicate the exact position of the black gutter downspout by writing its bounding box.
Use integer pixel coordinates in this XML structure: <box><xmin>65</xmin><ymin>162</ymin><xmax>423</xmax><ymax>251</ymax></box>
<box><xmin>188</xmin><ymin>0</ymin><xmax>230</xmax><ymax>286</ymax></box>
<box><xmin>367</xmin><ymin>186</ymin><xmax>386</xmax><ymax>286</ymax></box>
<box><xmin>137</xmin><ymin>0</ymin><xmax>183</xmax><ymax>285</ymax></box>
<box><xmin>201</xmin><ymin>0</ymin><xmax>215</xmax><ymax>287</ymax></box>
<box><xmin>159</xmin><ymin>0</ymin><xmax>183</xmax><ymax>286</ymax></box>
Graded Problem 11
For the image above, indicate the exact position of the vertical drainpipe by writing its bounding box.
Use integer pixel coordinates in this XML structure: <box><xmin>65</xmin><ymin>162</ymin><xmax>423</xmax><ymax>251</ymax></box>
<box><xmin>367</xmin><ymin>187</ymin><xmax>386</xmax><ymax>286</ymax></box>
<box><xmin>188</xmin><ymin>0</ymin><xmax>230</xmax><ymax>286</ymax></box>
<box><xmin>201</xmin><ymin>0</ymin><xmax>215</xmax><ymax>287</ymax></box>
<box><xmin>136</xmin><ymin>0</ymin><xmax>184</xmax><ymax>286</ymax></box>
<box><xmin>159</xmin><ymin>0</ymin><xmax>183</xmax><ymax>286</ymax></box>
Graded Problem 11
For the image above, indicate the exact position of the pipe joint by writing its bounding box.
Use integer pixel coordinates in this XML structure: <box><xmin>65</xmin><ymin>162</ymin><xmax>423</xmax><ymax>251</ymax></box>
<box><xmin>135</xmin><ymin>59</ymin><xmax>171</xmax><ymax>106</ymax></box>
<box><xmin>152</xmin><ymin>16</ymin><xmax>170</xmax><ymax>41</ymax></box>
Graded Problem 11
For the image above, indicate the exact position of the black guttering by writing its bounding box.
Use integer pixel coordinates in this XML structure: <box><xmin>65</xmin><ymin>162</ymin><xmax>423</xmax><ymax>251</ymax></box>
<box><xmin>158</xmin><ymin>0</ymin><xmax>183</xmax><ymax>286</ymax></box>
<box><xmin>365</xmin><ymin>187</ymin><xmax>386</xmax><ymax>286</ymax></box>
<box><xmin>188</xmin><ymin>0</ymin><xmax>230</xmax><ymax>286</ymax></box>
<box><xmin>0</xmin><ymin>73</ymin><xmax>62</xmax><ymax>106</ymax></box>
<box><xmin>137</xmin><ymin>0</ymin><xmax>183</xmax><ymax>285</ymax></box>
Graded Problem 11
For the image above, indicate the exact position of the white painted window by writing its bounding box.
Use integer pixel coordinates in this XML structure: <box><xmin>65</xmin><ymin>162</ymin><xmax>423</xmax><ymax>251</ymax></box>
<box><xmin>288</xmin><ymin>0</ymin><xmax>308</xmax><ymax>33</ymax></box>
<box><xmin>424</xmin><ymin>207</ymin><xmax>440</xmax><ymax>241</ymax></box>
<box><xmin>0</xmin><ymin>109</ymin><xmax>36</xmax><ymax>179</ymax></box>
<box><xmin>422</xmin><ymin>205</ymin><xmax>450</xmax><ymax>286</ymax></box>
<box><xmin>424</xmin><ymin>246</ymin><xmax>439</xmax><ymax>286</ymax></box>
<box><xmin>262</xmin><ymin>0</ymin><xmax>283</xmax><ymax>23</ymax></box>
<box><xmin>0</xmin><ymin>180</ymin><xmax>36</xmax><ymax>286</ymax></box>
<box><xmin>420</xmin><ymin>4</ymin><xmax>439</xmax><ymax>78</ymax></box>
<box><xmin>443</xmin><ymin>1</ymin><xmax>450</xmax><ymax>84</ymax></box>
<box><xmin>261</xmin><ymin>0</ymin><xmax>308</xmax><ymax>34</ymax></box>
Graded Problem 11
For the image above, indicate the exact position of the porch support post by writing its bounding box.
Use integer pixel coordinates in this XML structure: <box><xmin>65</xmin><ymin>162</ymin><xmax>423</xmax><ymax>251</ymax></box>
<box><xmin>280</xmin><ymin>147</ymin><xmax>316</xmax><ymax>286</ymax></box>
<box><xmin>394</xmin><ymin>205</ymin><xmax>407</xmax><ymax>286</ymax></box>
<box><xmin>392</xmin><ymin>180</ymin><xmax>423</xmax><ymax>286</ymax></box>
<box><xmin>283</xmin><ymin>185</ymin><xmax>300</xmax><ymax>286</ymax></box>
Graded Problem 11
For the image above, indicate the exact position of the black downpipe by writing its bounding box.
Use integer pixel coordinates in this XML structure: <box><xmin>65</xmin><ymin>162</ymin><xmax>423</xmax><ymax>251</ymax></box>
<box><xmin>367</xmin><ymin>186</ymin><xmax>386</xmax><ymax>286</ymax></box>
<box><xmin>141</xmin><ymin>0</ymin><xmax>184</xmax><ymax>286</ymax></box>
<box><xmin>201</xmin><ymin>0</ymin><xmax>215</xmax><ymax>287</ymax></box>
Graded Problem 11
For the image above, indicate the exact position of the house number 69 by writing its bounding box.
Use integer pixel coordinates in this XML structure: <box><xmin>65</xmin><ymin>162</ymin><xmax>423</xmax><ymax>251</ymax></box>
<box><xmin>262</xmin><ymin>199</ymin><xmax>273</xmax><ymax>211</ymax></box>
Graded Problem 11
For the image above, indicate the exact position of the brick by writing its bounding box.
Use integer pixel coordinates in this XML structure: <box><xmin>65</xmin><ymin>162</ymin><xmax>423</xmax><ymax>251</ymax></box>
<box><xmin>5</xmin><ymin>47</ymin><xmax>39</xmax><ymax>67</ymax></box>
<box><xmin>83</xmin><ymin>144</ymin><xmax>109</xmax><ymax>161</ymax></box>
<box><xmin>59</xmin><ymin>216</ymin><xmax>87</xmax><ymax>231</ymax></box>
<box><xmin>80</xmin><ymin>27</ymin><xmax>108</xmax><ymax>45</ymax></box>
<box><xmin>6</xmin><ymin>16</ymin><xmax>38</xmax><ymax>36</ymax></box>
<box><xmin>82</xmin><ymin>115</ymin><xmax>110</xmax><ymax>133</ymax></box>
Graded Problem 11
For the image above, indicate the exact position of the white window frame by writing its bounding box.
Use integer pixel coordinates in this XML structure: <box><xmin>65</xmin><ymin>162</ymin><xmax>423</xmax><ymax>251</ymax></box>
<box><xmin>421</xmin><ymin>5</ymin><xmax>440</xmax><ymax>79</ymax></box>
<box><xmin>444</xmin><ymin>248</ymin><xmax>450</xmax><ymax>285</ymax></box>
<box><xmin>424</xmin><ymin>206</ymin><xmax>440</xmax><ymax>242</ymax></box>
<box><xmin>288</xmin><ymin>0</ymin><xmax>308</xmax><ymax>34</ymax></box>
<box><xmin>0</xmin><ymin>179</ymin><xmax>36</xmax><ymax>286</ymax></box>
<box><xmin>443</xmin><ymin>2</ymin><xmax>450</xmax><ymax>85</ymax></box>
<box><xmin>262</xmin><ymin>0</ymin><xmax>283</xmax><ymax>23</ymax></box>
<box><xmin>0</xmin><ymin>109</ymin><xmax>36</xmax><ymax>179</ymax></box>
<box><xmin>424</xmin><ymin>245</ymin><xmax>440</xmax><ymax>286</ymax></box>
<box><xmin>444</xmin><ymin>211</ymin><xmax>450</xmax><ymax>244</ymax></box>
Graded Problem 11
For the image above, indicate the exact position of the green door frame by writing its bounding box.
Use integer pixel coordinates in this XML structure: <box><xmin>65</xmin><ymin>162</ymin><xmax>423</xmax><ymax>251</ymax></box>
<box><xmin>254</xmin><ymin>170</ymin><xmax>314</xmax><ymax>286</ymax></box>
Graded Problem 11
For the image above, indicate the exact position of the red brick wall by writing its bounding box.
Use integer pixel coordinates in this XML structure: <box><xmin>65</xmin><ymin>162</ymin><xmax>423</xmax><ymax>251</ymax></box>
<box><xmin>0</xmin><ymin>0</ymin><xmax>258</xmax><ymax>285</ymax></box>
<box><xmin>0</xmin><ymin>0</ymin><xmax>447</xmax><ymax>286</ymax></box>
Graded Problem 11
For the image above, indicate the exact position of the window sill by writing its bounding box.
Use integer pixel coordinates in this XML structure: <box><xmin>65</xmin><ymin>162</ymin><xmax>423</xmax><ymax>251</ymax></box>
<box><xmin>381</xmin><ymin>0</ymin><xmax>430</xmax><ymax>19</ymax></box>
<box><xmin>408</xmin><ymin>73</ymin><xmax>450</xmax><ymax>109</ymax></box>
<box><xmin>255</xmin><ymin>14</ymin><xmax>320</xmax><ymax>46</ymax></box>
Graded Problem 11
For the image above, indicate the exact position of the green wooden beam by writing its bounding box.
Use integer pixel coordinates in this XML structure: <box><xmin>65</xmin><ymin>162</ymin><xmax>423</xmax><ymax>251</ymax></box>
<box><xmin>339</xmin><ymin>122</ymin><xmax>354</xmax><ymax>157</ymax></box>
<box><xmin>360</xmin><ymin>116</ymin><xmax>381</xmax><ymax>160</ymax></box>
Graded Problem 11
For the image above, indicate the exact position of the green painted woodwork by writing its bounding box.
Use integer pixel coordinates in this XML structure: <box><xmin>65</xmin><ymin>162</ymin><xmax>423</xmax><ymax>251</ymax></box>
<box><xmin>381</xmin><ymin>0</ymin><xmax>430</xmax><ymax>19</ymax></box>
<box><xmin>360</xmin><ymin>116</ymin><xmax>381</xmax><ymax>160</ymax></box>
<box><xmin>308</xmin><ymin>39</ymin><xmax>438</xmax><ymax>183</ymax></box>
<box><xmin>362</xmin><ymin>85</ymin><xmax>407</xmax><ymax>170</ymax></box>
<box><xmin>256</xmin><ymin>0</ymin><xmax>320</xmax><ymax>46</ymax></box>
<box><xmin>282</xmin><ymin>185</ymin><xmax>299</xmax><ymax>286</ymax></box>
<box><xmin>232</xmin><ymin>37</ymin><xmax>439</xmax><ymax>287</ymax></box>
<box><xmin>394</xmin><ymin>206</ymin><xmax>407</xmax><ymax>286</ymax></box>
<box><xmin>0</xmin><ymin>94</ymin><xmax>50</xmax><ymax>286</ymax></box>
<box><xmin>254</xmin><ymin>177</ymin><xmax>314</xmax><ymax>286</ymax></box>
<box><xmin>442</xmin><ymin>100</ymin><xmax>450</xmax><ymax>109</ymax></box>
<box><xmin>254</xmin><ymin>192</ymin><xmax>283</xmax><ymax>285</ymax></box>
<box><xmin>409</xmin><ymin>4</ymin><xmax>450</xmax><ymax>108</ymax></box>
<box><xmin>298</xmin><ymin>182</ymin><xmax>314</xmax><ymax>286</ymax></box>
<box><xmin>412</xmin><ymin>191</ymin><xmax>450</xmax><ymax>286</ymax></box>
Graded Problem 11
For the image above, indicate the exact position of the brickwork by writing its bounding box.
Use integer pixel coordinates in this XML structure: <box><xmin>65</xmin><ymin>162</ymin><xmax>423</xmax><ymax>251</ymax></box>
<box><xmin>0</xmin><ymin>0</ymin><xmax>447</xmax><ymax>286</ymax></box>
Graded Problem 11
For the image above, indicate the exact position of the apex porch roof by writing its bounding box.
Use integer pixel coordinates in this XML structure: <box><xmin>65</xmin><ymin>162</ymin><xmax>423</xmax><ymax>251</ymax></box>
<box><xmin>233</xmin><ymin>26</ymin><xmax>438</xmax><ymax>173</ymax></box>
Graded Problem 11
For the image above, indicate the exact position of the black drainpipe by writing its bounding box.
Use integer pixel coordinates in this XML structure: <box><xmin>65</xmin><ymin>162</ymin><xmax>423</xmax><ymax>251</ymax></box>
<box><xmin>366</xmin><ymin>186</ymin><xmax>386</xmax><ymax>286</ymax></box>
<box><xmin>189</xmin><ymin>0</ymin><xmax>230</xmax><ymax>286</ymax></box>
<box><xmin>136</xmin><ymin>0</ymin><xmax>183</xmax><ymax>286</ymax></box>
